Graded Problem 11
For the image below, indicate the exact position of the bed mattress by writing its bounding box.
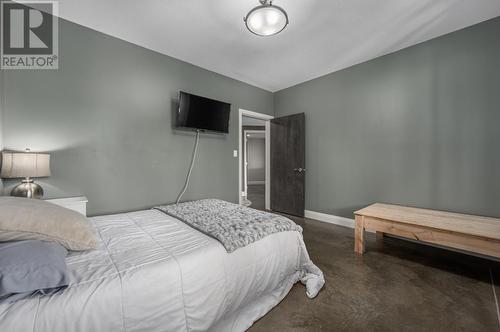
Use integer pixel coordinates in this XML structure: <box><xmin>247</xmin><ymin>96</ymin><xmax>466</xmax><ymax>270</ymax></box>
<box><xmin>0</xmin><ymin>209</ymin><xmax>322</xmax><ymax>332</ymax></box>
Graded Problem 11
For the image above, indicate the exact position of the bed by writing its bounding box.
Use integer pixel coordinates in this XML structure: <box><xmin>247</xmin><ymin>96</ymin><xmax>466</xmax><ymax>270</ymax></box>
<box><xmin>0</xmin><ymin>206</ymin><xmax>323</xmax><ymax>332</ymax></box>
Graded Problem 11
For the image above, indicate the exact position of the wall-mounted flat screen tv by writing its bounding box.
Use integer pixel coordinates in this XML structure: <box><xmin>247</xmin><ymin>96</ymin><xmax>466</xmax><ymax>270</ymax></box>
<box><xmin>176</xmin><ymin>91</ymin><xmax>231</xmax><ymax>134</ymax></box>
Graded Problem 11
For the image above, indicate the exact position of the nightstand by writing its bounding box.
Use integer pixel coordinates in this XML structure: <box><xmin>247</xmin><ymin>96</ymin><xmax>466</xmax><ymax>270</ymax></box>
<box><xmin>45</xmin><ymin>196</ymin><xmax>88</xmax><ymax>216</ymax></box>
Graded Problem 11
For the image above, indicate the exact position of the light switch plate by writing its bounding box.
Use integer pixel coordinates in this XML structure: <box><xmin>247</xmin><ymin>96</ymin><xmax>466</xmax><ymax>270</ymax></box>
<box><xmin>233</xmin><ymin>150</ymin><xmax>238</xmax><ymax>158</ymax></box>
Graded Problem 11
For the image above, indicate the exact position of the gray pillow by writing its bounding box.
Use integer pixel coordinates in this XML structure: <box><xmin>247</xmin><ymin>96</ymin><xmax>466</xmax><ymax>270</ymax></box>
<box><xmin>0</xmin><ymin>197</ymin><xmax>98</xmax><ymax>250</ymax></box>
<box><xmin>0</xmin><ymin>240</ymin><xmax>69</xmax><ymax>303</ymax></box>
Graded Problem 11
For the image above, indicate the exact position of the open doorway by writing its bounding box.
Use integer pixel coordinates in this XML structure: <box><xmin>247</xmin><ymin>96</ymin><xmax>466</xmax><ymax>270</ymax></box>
<box><xmin>238</xmin><ymin>109</ymin><xmax>273</xmax><ymax>210</ymax></box>
<box><xmin>243</xmin><ymin>128</ymin><xmax>265</xmax><ymax>209</ymax></box>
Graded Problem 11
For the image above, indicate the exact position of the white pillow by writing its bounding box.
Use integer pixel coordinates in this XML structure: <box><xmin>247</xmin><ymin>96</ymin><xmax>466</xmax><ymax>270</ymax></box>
<box><xmin>0</xmin><ymin>197</ymin><xmax>98</xmax><ymax>251</ymax></box>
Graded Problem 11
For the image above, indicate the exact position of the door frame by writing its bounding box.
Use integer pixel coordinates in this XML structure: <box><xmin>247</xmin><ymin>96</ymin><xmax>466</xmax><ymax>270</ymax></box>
<box><xmin>238</xmin><ymin>109</ymin><xmax>273</xmax><ymax>210</ymax></box>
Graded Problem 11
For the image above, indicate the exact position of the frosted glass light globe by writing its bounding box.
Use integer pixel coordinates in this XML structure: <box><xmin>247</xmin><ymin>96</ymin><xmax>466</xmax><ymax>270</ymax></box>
<box><xmin>245</xmin><ymin>2</ymin><xmax>288</xmax><ymax>36</ymax></box>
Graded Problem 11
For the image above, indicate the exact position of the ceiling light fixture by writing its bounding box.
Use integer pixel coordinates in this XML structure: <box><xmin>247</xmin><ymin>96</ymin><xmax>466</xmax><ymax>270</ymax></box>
<box><xmin>244</xmin><ymin>0</ymin><xmax>289</xmax><ymax>37</ymax></box>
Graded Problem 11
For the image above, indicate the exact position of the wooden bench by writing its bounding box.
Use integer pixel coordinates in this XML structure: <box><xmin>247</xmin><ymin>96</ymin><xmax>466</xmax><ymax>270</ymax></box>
<box><xmin>354</xmin><ymin>203</ymin><xmax>500</xmax><ymax>259</ymax></box>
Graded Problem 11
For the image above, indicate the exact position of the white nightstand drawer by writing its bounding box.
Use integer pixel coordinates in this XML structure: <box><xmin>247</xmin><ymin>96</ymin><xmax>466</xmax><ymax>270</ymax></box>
<box><xmin>45</xmin><ymin>196</ymin><xmax>88</xmax><ymax>216</ymax></box>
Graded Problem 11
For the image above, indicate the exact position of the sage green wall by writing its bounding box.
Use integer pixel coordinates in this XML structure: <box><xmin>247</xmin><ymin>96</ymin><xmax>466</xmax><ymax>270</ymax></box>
<box><xmin>0</xmin><ymin>73</ymin><xmax>3</xmax><ymax>148</ymax></box>
<box><xmin>0</xmin><ymin>70</ymin><xmax>4</xmax><ymax>190</ymax></box>
<box><xmin>1</xmin><ymin>19</ymin><xmax>273</xmax><ymax>215</ymax></box>
<box><xmin>274</xmin><ymin>17</ymin><xmax>500</xmax><ymax>218</ymax></box>
<box><xmin>3</xmin><ymin>15</ymin><xmax>499</xmax><ymax>218</ymax></box>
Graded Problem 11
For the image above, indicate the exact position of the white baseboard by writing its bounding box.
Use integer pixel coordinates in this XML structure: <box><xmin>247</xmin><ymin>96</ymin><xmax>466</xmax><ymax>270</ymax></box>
<box><xmin>304</xmin><ymin>210</ymin><xmax>355</xmax><ymax>229</ymax></box>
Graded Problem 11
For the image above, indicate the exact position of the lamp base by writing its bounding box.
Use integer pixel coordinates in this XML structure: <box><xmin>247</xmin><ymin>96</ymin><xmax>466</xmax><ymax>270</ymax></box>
<box><xmin>11</xmin><ymin>179</ymin><xmax>44</xmax><ymax>199</ymax></box>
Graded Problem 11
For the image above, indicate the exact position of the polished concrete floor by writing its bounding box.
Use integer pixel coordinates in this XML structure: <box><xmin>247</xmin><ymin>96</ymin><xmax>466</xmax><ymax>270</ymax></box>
<box><xmin>249</xmin><ymin>216</ymin><xmax>500</xmax><ymax>331</ymax></box>
<box><xmin>247</xmin><ymin>184</ymin><xmax>265</xmax><ymax>210</ymax></box>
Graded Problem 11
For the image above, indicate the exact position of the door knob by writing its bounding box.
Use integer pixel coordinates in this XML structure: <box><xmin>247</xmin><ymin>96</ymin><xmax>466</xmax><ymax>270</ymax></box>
<box><xmin>293</xmin><ymin>168</ymin><xmax>306</xmax><ymax>173</ymax></box>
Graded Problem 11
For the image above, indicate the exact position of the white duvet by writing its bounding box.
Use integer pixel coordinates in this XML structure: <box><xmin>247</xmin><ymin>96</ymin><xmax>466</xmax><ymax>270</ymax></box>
<box><xmin>0</xmin><ymin>209</ymin><xmax>324</xmax><ymax>332</ymax></box>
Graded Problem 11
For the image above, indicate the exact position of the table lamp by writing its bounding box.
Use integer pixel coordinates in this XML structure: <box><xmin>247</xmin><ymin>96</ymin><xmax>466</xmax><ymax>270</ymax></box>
<box><xmin>0</xmin><ymin>149</ymin><xmax>51</xmax><ymax>199</ymax></box>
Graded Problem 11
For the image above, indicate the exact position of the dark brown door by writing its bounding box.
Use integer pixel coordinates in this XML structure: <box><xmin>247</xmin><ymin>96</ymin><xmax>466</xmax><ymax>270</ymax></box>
<box><xmin>270</xmin><ymin>113</ymin><xmax>305</xmax><ymax>217</ymax></box>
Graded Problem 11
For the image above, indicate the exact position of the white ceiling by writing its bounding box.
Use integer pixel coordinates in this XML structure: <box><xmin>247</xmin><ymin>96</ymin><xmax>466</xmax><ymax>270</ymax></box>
<box><xmin>57</xmin><ymin>0</ymin><xmax>500</xmax><ymax>92</ymax></box>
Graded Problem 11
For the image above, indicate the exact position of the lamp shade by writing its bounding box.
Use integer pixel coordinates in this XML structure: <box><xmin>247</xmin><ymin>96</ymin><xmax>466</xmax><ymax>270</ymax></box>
<box><xmin>0</xmin><ymin>151</ymin><xmax>51</xmax><ymax>178</ymax></box>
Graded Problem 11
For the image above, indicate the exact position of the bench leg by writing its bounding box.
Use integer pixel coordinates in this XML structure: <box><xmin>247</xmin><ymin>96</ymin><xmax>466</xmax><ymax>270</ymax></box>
<box><xmin>376</xmin><ymin>231</ymin><xmax>384</xmax><ymax>241</ymax></box>
<box><xmin>355</xmin><ymin>215</ymin><xmax>365</xmax><ymax>254</ymax></box>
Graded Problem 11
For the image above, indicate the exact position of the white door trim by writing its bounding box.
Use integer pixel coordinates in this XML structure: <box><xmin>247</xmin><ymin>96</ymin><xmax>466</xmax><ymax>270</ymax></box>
<box><xmin>238</xmin><ymin>109</ymin><xmax>273</xmax><ymax>210</ymax></box>
<box><xmin>264</xmin><ymin>120</ymin><xmax>271</xmax><ymax>210</ymax></box>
